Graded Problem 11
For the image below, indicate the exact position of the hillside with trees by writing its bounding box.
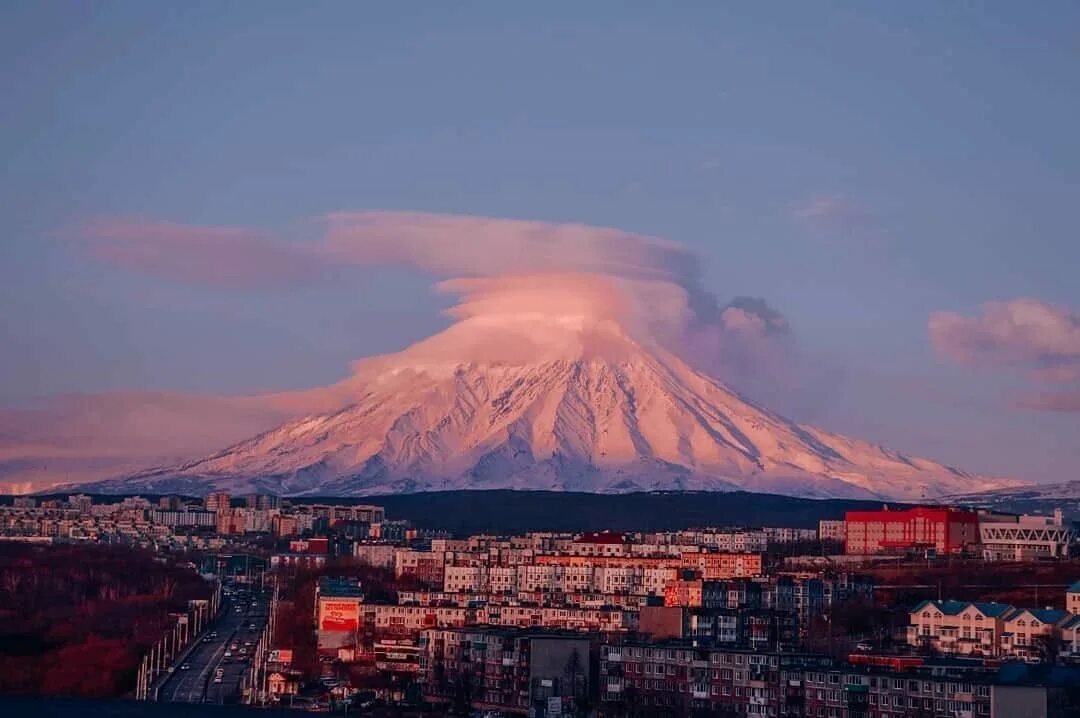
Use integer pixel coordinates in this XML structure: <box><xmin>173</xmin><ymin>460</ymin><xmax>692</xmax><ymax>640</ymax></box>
<box><xmin>0</xmin><ymin>544</ymin><xmax>211</xmax><ymax>698</ymax></box>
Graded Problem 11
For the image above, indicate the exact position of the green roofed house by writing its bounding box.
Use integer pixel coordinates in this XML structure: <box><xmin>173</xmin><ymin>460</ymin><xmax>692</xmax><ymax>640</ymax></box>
<box><xmin>1000</xmin><ymin>607</ymin><xmax>1073</xmax><ymax>661</ymax></box>
<box><xmin>908</xmin><ymin>600</ymin><xmax>1017</xmax><ymax>658</ymax></box>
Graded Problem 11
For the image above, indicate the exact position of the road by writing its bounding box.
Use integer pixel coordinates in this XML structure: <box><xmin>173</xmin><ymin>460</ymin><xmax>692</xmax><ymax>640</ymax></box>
<box><xmin>158</xmin><ymin>585</ymin><xmax>270</xmax><ymax>704</ymax></box>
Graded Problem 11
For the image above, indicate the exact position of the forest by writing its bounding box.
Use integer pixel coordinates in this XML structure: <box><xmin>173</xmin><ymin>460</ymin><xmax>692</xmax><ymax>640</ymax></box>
<box><xmin>0</xmin><ymin>543</ymin><xmax>211</xmax><ymax>698</ymax></box>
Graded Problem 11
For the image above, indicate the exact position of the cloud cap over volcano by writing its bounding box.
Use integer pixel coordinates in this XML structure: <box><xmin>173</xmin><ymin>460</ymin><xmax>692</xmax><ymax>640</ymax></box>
<box><xmin>1</xmin><ymin>209</ymin><xmax>805</xmax><ymax>492</ymax></box>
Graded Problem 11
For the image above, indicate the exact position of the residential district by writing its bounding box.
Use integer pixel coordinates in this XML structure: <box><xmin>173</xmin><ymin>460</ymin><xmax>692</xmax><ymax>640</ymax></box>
<box><xmin>2</xmin><ymin>494</ymin><xmax>1080</xmax><ymax>717</ymax></box>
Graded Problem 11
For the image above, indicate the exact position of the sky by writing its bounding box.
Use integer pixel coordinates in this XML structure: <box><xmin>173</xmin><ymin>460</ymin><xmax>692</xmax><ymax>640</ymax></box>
<box><xmin>1</xmin><ymin>1</ymin><xmax>1078</xmax><ymax>489</ymax></box>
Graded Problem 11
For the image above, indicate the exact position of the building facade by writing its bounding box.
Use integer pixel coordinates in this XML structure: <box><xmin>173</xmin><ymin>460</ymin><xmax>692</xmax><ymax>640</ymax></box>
<box><xmin>845</xmin><ymin>507</ymin><xmax>980</xmax><ymax>556</ymax></box>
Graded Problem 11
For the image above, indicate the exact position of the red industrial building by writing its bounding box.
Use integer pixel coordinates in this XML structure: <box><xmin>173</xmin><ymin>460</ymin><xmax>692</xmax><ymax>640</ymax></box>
<box><xmin>844</xmin><ymin>506</ymin><xmax>980</xmax><ymax>556</ymax></box>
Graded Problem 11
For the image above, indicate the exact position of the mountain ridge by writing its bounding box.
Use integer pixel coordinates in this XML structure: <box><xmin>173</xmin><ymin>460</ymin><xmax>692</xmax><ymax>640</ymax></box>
<box><xmin>78</xmin><ymin>309</ymin><xmax>1019</xmax><ymax>500</ymax></box>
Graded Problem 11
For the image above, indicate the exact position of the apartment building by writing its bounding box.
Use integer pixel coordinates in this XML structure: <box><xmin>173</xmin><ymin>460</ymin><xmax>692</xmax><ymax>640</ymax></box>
<box><xmin>646</xmin><ymin>528</ymin><xmax>770</xmax><ymax>553</ymax></box>
<box><xmin>640</xmin><ymin>605</ymin><xmax>798</xmax><ymax>650</ymax></box>
<box><xmin>598</xmin><ymin>641</ymin><xmax>836</xmax><ymax>717</ymax></box>
<box><xmin>394</xmin><ymin>549</ymin><xmax>446</xmax><ymax>586</ymax></box>
<box><xmin>819</xmin><ymin>519</ymin><xmax>847</xmax><ymax>542</ymax></box>
<box><xmin>419</xmin><ymin>627</ymin><xmax>591</xmax><ymax>716</ymax></box>
<box><xmin>765</xmin><ymin>526</ymin><xmax>818</xmax><ymax>543</ymax></box>
<box><xmin>679</xmin><ymin>551</ymin><xmax>764</xmax><ymax>579</ymax></box>
<box><xmin>596</xmin><ymin>640</ymin><xmax>1076</xmax><ymax>718</ymax></box>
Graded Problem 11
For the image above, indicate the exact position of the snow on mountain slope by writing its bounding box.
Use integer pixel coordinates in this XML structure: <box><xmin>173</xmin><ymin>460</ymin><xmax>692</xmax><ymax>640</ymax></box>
<box><xmin>938</xmin><ymin>480</ymin><xmax>1080</xmax><ymax>520</ymax></box>
<box><xmin>86</xmin><ymin>291</ymin><xmax>1020</xmax><ymax>500</ymax></box>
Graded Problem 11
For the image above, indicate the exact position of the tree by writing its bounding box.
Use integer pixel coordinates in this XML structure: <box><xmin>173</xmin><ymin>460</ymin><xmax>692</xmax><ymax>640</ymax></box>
<box><xmin>451</xmin><ymin>667</ymin><xmax>477</xmax><ymax>716</ymax></box>
<box><xmin>1033</xmin><ymin>633</ymin><xmax>1060</xmax><ymax>664</ymax></box>
<box><xmin>564</xmin><ymin>648</ymin><xmax>592</xmax><ymax>718</ymax></box>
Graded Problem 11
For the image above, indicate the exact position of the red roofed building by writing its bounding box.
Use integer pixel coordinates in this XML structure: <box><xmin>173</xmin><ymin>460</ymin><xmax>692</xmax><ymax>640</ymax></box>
<box><xmin>569</xmin><ymin>530</ymin><xmax>630</xmax><ymax>556</ymax></box>
<box><xmin>844</xmin><ymin>506</ymin><xmax>979</xmax><ymax>555</ymax></box>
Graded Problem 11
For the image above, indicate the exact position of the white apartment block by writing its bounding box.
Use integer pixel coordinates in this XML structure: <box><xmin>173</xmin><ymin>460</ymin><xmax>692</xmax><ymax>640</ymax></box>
<box><xmin>818</xmin><ymin>520</ymin><xmax>846</xmax><ymax>542</ymax></box>
<box><xmin>442</xmin><ymin>561</ymin><xmax>677</xmax><ymax>597</ymax></box>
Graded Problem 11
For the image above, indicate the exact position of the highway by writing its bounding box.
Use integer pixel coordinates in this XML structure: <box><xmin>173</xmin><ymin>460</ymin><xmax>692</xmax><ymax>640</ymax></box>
<box><xmin>158</xmin><ymin>585</ymin><xmax>270</xmax><ymax>704</ymax></box>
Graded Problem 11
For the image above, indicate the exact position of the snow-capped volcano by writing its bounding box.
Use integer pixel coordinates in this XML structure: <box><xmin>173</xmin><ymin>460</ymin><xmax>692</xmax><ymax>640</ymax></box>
<box><xmin>85</xmin><ymin>274</ymin><xmax>1019</xmax><ymax>500</ymax></box>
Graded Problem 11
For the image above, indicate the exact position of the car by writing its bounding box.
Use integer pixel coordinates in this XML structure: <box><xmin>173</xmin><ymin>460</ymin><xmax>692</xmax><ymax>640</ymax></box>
<box><xmin>180</xmin><ymin>663</ymin><xmax>190</xmax><ymax>671</ymax></box>
<box><xmin>224</xmin><ymin>651</ymin><xmax>232</xmax><ymax>657</ymax></box>
<box><xmin>855</xmin><ymin>642</ymin><xmax>873</xmax><ymax>652</ymax></box>
<box><xmin>213</xmin><ymin>676</ymin><xmax>223</xmax><ymax>683</ymax></box>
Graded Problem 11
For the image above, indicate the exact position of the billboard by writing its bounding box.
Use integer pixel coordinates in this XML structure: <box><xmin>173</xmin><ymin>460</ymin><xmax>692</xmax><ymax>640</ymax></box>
<box><xmin>269</xmin><ymin>648</ymin><xmax>294</xmax><ymax>665</ymax></box>
<box><xmin>319</xmin><ymin>598</ymin><xmax>360</xmax><ymax>631</ymax></box>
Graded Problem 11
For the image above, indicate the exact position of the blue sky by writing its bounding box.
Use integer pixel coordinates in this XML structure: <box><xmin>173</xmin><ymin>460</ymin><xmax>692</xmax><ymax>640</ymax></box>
<box><xmin>1</xmin><ymin>2</ymin><xmax>1078</xmax><ymax>484</ymax></box>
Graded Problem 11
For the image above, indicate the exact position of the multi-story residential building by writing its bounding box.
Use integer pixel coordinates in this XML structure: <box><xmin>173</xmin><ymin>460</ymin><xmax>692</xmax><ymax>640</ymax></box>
<box><xmin>680</xmin><ymin>552</ymin><xmax>764</xmax><ymax>579</ymax></box>
<box><xmin>663</xmin><ymin>575</ymin><xmax>764</xmax><ymax>610</ymax></box>
<box><xmin>978</xmin><ymin>509</ymin><xmax>1074</xmax><ymax>561</ymax></box>
<box><xmin>204</xmin><ymin>491</ymin><xmax>231</xmax><ymax>513</ymax></box>
<box><xmin>765</xmin><ymin>527</ymin><xmax>818</xmax><ymax>544</ymax></box>
<box><xmin>341</xmin><ymin>601</ymin><xmax>632</xmax><ymax>656</ymax></box>
<box><xmin>567</xmin><ymin>531</ymin><xmax>632</xmax><ymax>556</ymax></box>
<box><xmin>597</xmin><ymin>640</ymin><xmax>1076</xmax><ymax>718</ymax></box>
<box><xmin>150</xmin><ymin>509</ymin><xmax>217</xmax><ymax>528</ymax></box>
<box><xmin>845</xmin><ymin>506</ymin><xmax>980</xmax><ymax>556</ymax></box>
<box><xmin>420</xmin><ymin>627</ymin><xmax>591</xmax><ymax>716</ymax></box>
<box><xmin>598</xmin><ymin>641</ymin><xmax>839</xmax><ymax>717</ymax></box>
<box><xmin>819</xmin><ymin>519</ymin><xmax>847</xmax><ymax>542</ymax></box>
<box><xmin>395</xmin><ymin>549</ymin><xmax>446</xmax><ymax>587</ymax></box>
<box><xmin>640</xmin><ymin>605</ymin><xmax>797</xmax><ymax>650</ymax></box>
<box><xmin>354</xmin><ymin>542</ymin><xmax>397</xmax><ymax>568</ymax></box>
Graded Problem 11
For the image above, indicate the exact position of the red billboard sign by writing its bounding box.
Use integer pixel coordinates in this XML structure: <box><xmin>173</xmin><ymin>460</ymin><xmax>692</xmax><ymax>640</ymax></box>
<box><xmin>319</xmin><ymin>599</ymin><xmax>360</xmax><ymax>631</ymax></box>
